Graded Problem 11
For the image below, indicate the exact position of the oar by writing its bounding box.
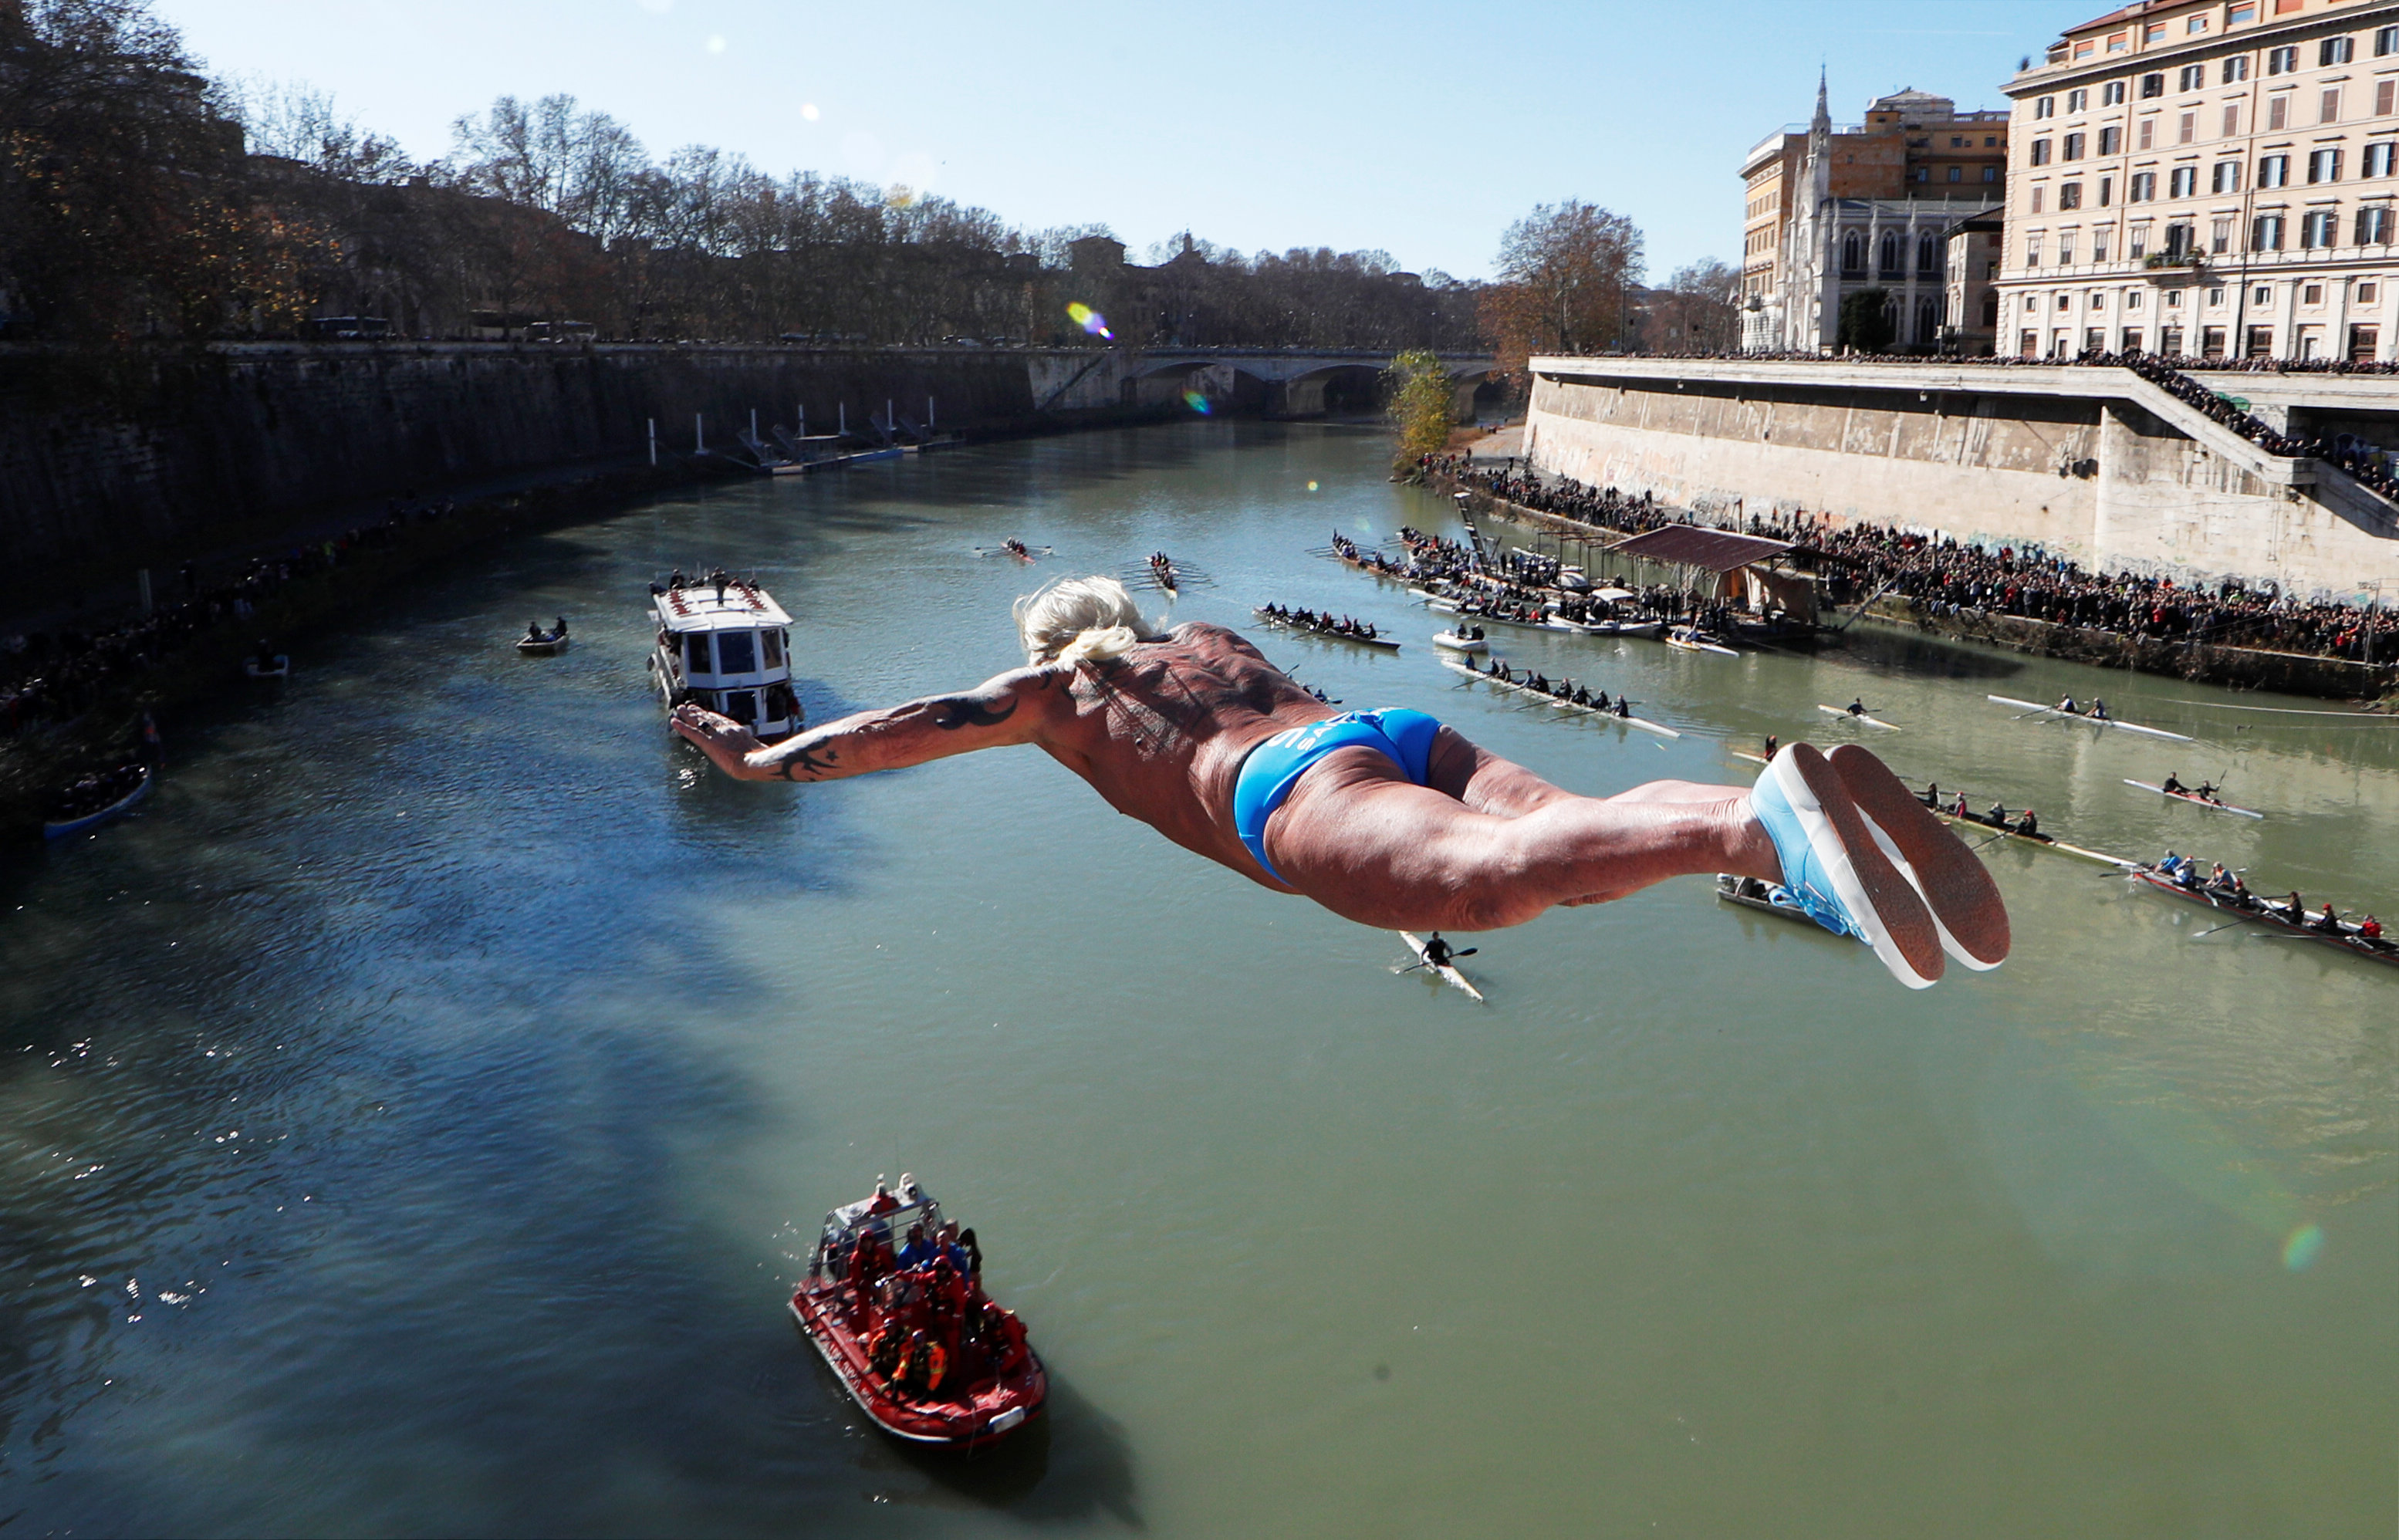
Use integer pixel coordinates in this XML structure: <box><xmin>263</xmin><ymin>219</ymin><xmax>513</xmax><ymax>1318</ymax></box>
<box><xmin>2191</xmin><ymin>917</ymin><xmax>2252</xmax><ymax>939</ymax></box>
<box><xmin>1395</xmin><ymin>947</ymin><xmax>1479</xmax><ymax>975</ymax></box>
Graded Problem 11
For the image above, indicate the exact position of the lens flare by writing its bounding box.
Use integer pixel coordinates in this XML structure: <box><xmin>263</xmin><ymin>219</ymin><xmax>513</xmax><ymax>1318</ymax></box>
<box><xmin>1182</xmin><ymin>390</ymin><xmax>1211</xmax><ymax>414</ymax></box>
<box><xmin>801</xmin><ymin>103</ymin><xmax>820</xmax><ymax>122</ymax></box>
<box><xmin>1307</xmin><ymin>481</ymin><xmax>1319</xmax><ymax>491</ymax></box>
<box><xmin>1066</xmin><ymin>302</ymin><xmax>1112</xmax><ymax>340</ymax></box>
<box><xmin>2282</xmin><ymin>1223</ymin><xmax>2324</xmax><ymax>1271</ymax></box>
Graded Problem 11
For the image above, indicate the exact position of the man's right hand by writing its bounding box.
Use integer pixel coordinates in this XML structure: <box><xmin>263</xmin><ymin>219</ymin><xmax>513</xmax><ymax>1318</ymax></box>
<box><xmin>671</xmin><ymin>704</ymin><xmax>772</xmax><ymax>779</ymax></box>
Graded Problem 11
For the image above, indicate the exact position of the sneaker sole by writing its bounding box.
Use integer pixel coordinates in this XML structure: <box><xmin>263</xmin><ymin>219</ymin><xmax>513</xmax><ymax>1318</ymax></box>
<box><xmin>1826</xmin><ymin>745</ymin><xmax>2012</xmax><ymax>971</ymax></box>
<box><xmin>1769</xmin><ymin>745</ymin><xmax>1945</xmax><ymax>989</ymax></box>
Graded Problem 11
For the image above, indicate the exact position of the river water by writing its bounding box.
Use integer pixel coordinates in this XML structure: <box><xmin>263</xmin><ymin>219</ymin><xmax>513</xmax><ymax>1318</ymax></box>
<box><xmin>2</xmin><ymin>422</ymin><xmax>2392</xmax><ymax>1538</ymax></box>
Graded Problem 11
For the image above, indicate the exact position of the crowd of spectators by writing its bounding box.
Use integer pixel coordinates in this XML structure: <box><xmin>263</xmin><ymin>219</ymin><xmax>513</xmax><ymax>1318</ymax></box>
<box><xmin>1416</xmin><ymin>454</ymin><xmax>2391</xmax><ymax>668</ymax></box>
<box><xmin>0</xmin><ymin>498</ymin><xmax>458</xmax><ymax>737</ymax></box>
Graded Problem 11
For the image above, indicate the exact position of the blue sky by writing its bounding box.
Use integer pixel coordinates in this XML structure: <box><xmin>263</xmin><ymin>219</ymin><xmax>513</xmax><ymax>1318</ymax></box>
<box><xmin>156</xmin><ymin>0</ymin><xmax>2103</xmax><ymax>281</ymax></box>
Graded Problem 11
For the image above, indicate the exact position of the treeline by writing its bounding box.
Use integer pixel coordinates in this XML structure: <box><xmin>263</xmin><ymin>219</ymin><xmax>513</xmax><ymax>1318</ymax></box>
<box><xmin>0</xmin><ymin>0</ymin><xmax>1481</xmax><ymax>350</ymax></box>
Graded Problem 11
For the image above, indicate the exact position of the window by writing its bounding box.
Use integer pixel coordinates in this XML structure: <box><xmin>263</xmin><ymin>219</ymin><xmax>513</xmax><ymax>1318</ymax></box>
<box><xmin>2100</xmin><ymin>125</ymin><xmax>2123</xmax><ymax>154</ymax></box>
<box><xmin>2036</xmin><ymin>96</ymin><xmax>2056</xmax><ymax>119</ymax></box>
<box><xmin>2091</xmin><ymin>291</ymin><xmax>2106</xmax><ymax>311</ymax></box>
<box><xmin>2100</xmin><ymin>174</ymin><xmax>2116</xmax><ymax>204</ymax></box>
<box><xmin>2109</xmin><ymin>31</ymin><xmax>2129</xmax><ymax>53</ymax></box>
<box><xmin>2223</xmin><ymin>103</ymin><xmax>2241</xmax><ymax>137</ymax></box>
<box><xmin>2269</xmin><ymin>95</ymin><xmax>2289</xmax><ymax>131</ymax></box>
<box><xmin>2061</xmin><ymin>181</ymin><xmax>2085</xmax><ymax>209</ymax></box>
<box><xmin>2364</xmin><ymin>208</ymin><xmax>2394</xmax><ymax>242</ymax></box>
<box><xmin>2303</xmin><ymin>210</ymin><xmax>2340</xmax><ymax>247</ymax></box>
<box><xmin>762</xmin><ymin>628</ymin><xmax>783</xmax><ymax>667</ymax></box>
<box><xmin>2254</xmin><ymin>214</ymin><xmax>2286</xmax><ymax>249</ymax></box>
<box><xmin>2228</xmin><ymin>1</ymin><xmax>2255</xmax><ymax>19</ymax></box>
<box><xmin>2304</xmin><ymin>282</ymin><xmax>2325</xmax><ymax>304</ymax></box>
<box><xmin>2188</xmin><ymin>14</ymin><xmax>2208</xmax><ymax>33</ymax></box>
<box><xmin>1987</xmin><ymin>136</ymin><xmax>1999</xmax><ymax>147</ymax></box>
<box><xmin>2166</xmin><ymin>222</ymin><xmax>2195</xmax><ymax>255</ymax></box>
<box><xmin>1912</xmin><ymin>166</ymin><xmax>1931</xmax><ymax>184</ymax></box>
<box><xmin>2032</xmin><ymin>185</ymin><xmax>2046</xmax><ymax>213</ymax></box>
<box><xmin>2066</xmin><ymin>131</ymin><xmax>2086</xmax><ymax>160</ymax></box>
<box><xmin>2094</xmin><ymin>229</ymin><xmax>2112</xmax><ymax>261</ymax></box>
<box><xmin>2128</xmin><ymin>289</ymin><xmax>2146</xmax><ymax>309</ymax></box>
<box><xmin>2323</xmin><ymin>87</ymin><xmax>2343</xmax><ymax>125</ymax></box>
<box><xmin>2087</xmin><ymin>327</ymin><xmax>2107</xmax><ymax>351</ymax></box>
<box><xmin>2147</xmin><ymin>22</ymin><xmax>2167</xmax><ymax>43</ymax></box>
<box><xmin>2123</xmin><ymin>328</ymin><xmax>2146</xmax><ymax>351</ymax></box>
<box><xmin>2170</xmin><ymin>166</ymin><xmax>2198</xmax><ymax>198</ymax></box>
<box><xmin>2214</xmin><ymin>218</ymin><xmax>2234</xmax><ymax>252</ymax></box>
<box><xmin>1879</xmin><ymin>231</ymin><xmax>1901</xmax><ymax>275</ymax></box>
<box><xmin>2224</xmin><ymin>56</ymin><xmax>2249</xmax><ymax>84</ymax></box>
<box><xmin>1983</xmin><ymin>296</ymin><xmax>2000</xmax><ymax>326</ymax></box>
<box><xmin>2215</xmin><ymin>160</ymin><xmax>2242</xmax><ymax>193</ymax></box>
<box><xmin>2178</xmin><ymin>113</ymin><xmax>2196</xmax><ymax>144</ymax></box>
<box><xmin>2032</xmin><ymin>138</ymin><xmax>2053</xmax><ymax>166</ymax></box>
<box><xmin>2382</xmin><ymin>81</ymin><xmax>2397</xmax><ymax>117</ymax></box>
<box><xmin>2360</xmin><ymin>282</ymin><xmax>2380</xmax><ymax>302</ymax></box>
<box><xmin>1985</xmin><ymin>165</ymin><xmax>2000</xmax><ymax>182</ymax></box>
<box><xmin>2021</xmin><ymin>329</ymin><xmax>2039</xmax><ymax>357</ymax></box>
<box><xmin>2141</xmin><ymin>73</ymin><xmax>2166</xmax><ymax>99</ymax></box>
<box><xmin>2180</xmin><ymin>65</ymin><xmax>2206</xmax><ymax>92</ymax></box>
<box><xmin>2246</xmin><ymin>326</ymin><xmax>2275</xmax><ymax>359</ymax></box>
<box><xmin>2130</xmin><ymin>171</ymin><xmax>2157</xmax><ymax>201</ymax></box>
<box><xmin>2255</xmin><ymin>284</ymin><xmax>2272</xmax><ymax>303</ymax></box>
<box><xmin>2310</xmin><ymin>147</ymin><xmax>2343</xmax><ymax>183</ymax></box>
<box><xmin>1842</xmin><ymin>232</ymin><xmax>1863</xmax><ymax>273</ymax></box>
<box><xmin>715</xmin><ymin>629</ymin><xmax>756</xmax><ymax>673</ymax></box>
<box><xmin>2161</xmin><ymin>326</ymin><xmax>2184</xmax><ymax>355</ymax></box>
<box><xmin>2371</xmin><ymin>143</ymin><xmax>2397</xmax><ymax>177</ymax></box>
<box><xmin>2060</xmin><ymin>231</ymin><xmax>2078</xmax><ymax>263</ymax></box>
<box><xmin>2139</xmin><ymin>117</ymin><xmax>2157</xmax><ymax>149</ymax></box>
<box><xmin>2167</xmin><ymin>287</ymin><xmax>2184</xmax><ymax>308</ymax></box>
<box><xmin>1948</xmin><ymin>164</ymin><xmax>1962</xmax><ymax>183</ymax></box>
<box><xmin>2321</xmin><ymin>37</ymin><xmax>2355</xmax><ymax>68</ymax></box>
<box><xmin>2268</xmin><ymin>46</ymin><xmax>2298</xmax><ymax>76</ymax></box>
<box><xmin>2059</xmin><ymin>294</ymin><xmax>2073</xmax><ymax>311</ymax></box>
<box><xmin>2349</xmin><ymin>324</ymin><xmax>2379</xmax><ymax>361</ymax></box>
<box><xmin>685</xmin><ymin>634</ymin><xmax>712</xmax><ymax>674</ymax></box>
<box><xmin>2202</xmin><ymin>326</ymin><xmax>2227</xmax><ymax>358</ymax></box>
<box><xmin>2380</xmin><ymin>25</ymin><xmax>2399</xmax><ymax>56</ymax></box>
<box><xmin>2131</xmin><ymin>225</ymin><xmax>2150</xmax><ymax>256</ymax></box>
<box><xmin>1918</xmin><ymin>232</ymin><xmax>1940</xmax><ymax>274</ymax></box>
<box><xmin>2104</xmin><ymin>81</ymin><xmax>2127</xmax><ymax>106</ymax></box>
<box><xmin>2027</xmin><ymin>235</ymin><xmax>2043</xmax><ymax>265</ymax></box>
<box><xmin>2067</xmin><ymin>89</ymin><xmax>2089</xmax><ymax>112</ymax></box>
<box><xmin>2260</xmin><ymin>154</ymin><xmax>2290</xmax><ymax>187</ymax></box>
<box><xmin>2208</xmin><ymin>286</ymin><xmax>2227</xmax><ymax>306</ymax></box>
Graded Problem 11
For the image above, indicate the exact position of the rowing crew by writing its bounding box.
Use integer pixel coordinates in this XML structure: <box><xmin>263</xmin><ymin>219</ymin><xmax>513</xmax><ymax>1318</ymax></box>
<box><xmin>1259</xmin><ymin>603</ymin><xmax>1380</xmax><ymax>640</ymax></box>
<box><xmin>1475</xmin><ymin>657</ymin><xmax>1634</xmax><ymax>717</ymax></box>
<box><xmin>2157</xmin><ymin>771</ymin><xmax>2221</xmax><ymax>802</ymax></box>
<box><xmin>2056</xmin><ymin>694</ymin><xmax>2111</xmax><ymax>721</ymax></box>
<box><xmin>1002</xmin><ymin>539</ymin><xmax>1031</xmax><ymax>559</ymax></box>
<box><xmin>2153</xmin><ymin>851</ymin><xmax>2386</xmax><ymax>940</ymax></box>
<box><xmin>522</xmin><ymin>615</ymin><xmax>569</xmax><ymax>644</ymax></box>
<box><xmin>1921</xmin><ymin>783</ymin><xmax>2040</xmax><ymax>838</ymax></box>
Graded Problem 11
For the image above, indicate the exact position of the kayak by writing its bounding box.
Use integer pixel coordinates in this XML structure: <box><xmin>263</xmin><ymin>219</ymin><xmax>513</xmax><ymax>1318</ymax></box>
<box><xmin>1986</xmin><ymin>695</ymin><xmax>2194</xmax><ymax>743</ymax></box>
<box><xmin>1816</xmin><ymin>704</ymin><xmax>1900</xmax><ymax>731</ymax></box>
<box><xmin>1666</xmin><ymin>626</ymin><xmax>1738</xmax><ymax>657</ymax></box>
<box><xmin>1397</xmin><ymin>930</ymin><xmax>1483</xmax><ymax>1001</ymax></box>
<box><xmin>2123</xmin><ymin>779</ymin><xmax>2265</xmax><ymax>819</ymax></box>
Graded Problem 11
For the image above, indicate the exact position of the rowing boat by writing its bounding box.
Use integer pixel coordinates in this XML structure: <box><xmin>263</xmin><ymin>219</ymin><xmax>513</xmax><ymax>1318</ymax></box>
<box><xmin>1925</xmin><ymin>804</ymin><xmax>2136</xmax><ymax>867</ymax></box>
<box><xmin>2128</xmin><ymin>868</ymin><xmax>2397</xmax><ymax>968</ymax></box>
<box><xmin>1665</xmin><ymin>626</ymin><xmax>1738</xmax><ymax>657</ymax></box>
<box><xmin>1252</xmin><ymin>609</ymin><xmax>1401</xmax><ymax>650</ymax></box>
<box><xmin>1985</xmin><ymin>695</ymin><xmax>2194</xmax><ymax>742</ymax></box>
<box><xmin>1816</xmin><ymin>704</ymin><xmax>1900</xmax><ymax>731</ymax></box>
<box><xmin>1441</xmin><ymin>658</ymin><xmax>1681</xmax><ymax>738</ymax></box>
<box><xmin>43</xmin><ymin>766</ymin><xmax>153</xmax><ymax>841</ymax></box>
<box><xmin>2122</xmin><ymin>779</ymin><xmax>2265</xmax><ymax>819</ymax></box>
<box><xmin>1714</xmin><ymin>873</ymin><xmax>1855</xmax><ymax>941</ymax></box>
<box><xmin>1397</xmin><ymin>930</ymin><xmax>1484</xmax><ymax>1000</ymax></box>
<box><xmin>1431</xmin><ymin>630</ymin><xmax>1488</xmax><ymax>653</ymax></box>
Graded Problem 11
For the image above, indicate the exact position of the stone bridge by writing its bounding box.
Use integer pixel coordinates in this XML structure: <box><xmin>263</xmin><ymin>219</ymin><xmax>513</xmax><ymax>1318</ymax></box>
<box><xmin>1027</xmin><ymin>346</ymin><xmax>1499</xmax><ymax>419</ymax></box>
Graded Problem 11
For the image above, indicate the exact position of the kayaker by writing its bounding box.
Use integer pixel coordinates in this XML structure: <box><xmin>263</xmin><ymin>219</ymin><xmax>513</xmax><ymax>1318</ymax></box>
<box><xmin>671</xmin><ymin>575</ymin><xmax>2008</xmax><ymax>989</ymax></box>
<box><xmin>2161</xmin><ymin>772</ymin><xmax>2187</xmax><ymax>795</ymax></box>
<box><xmin>1421</xmin><ymin>932</ymin><xmax>1455</xmax><ymax>969</ymax></box>
<box><xmin>1848</xmin><ymin>697</ymin><xmax>1867</xmax><ymax>716</ymax></box>
<box><xmin>2056</xmin><ymin>694</ymin><xmax>2079</xmax><ymax>714</ymax></box>
<box><xmin>2014</xmin><ymin>809</ymin><xmax>2039</xmax><ymax>837</ymax></box>
<box><xmin>2194</xmin><ymin>779</ymin><xmax>2218</xmax><ymax>801</ymax></box>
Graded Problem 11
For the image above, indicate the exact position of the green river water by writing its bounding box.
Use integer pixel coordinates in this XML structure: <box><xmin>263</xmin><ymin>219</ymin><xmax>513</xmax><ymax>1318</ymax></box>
<box><xmin>2</xmin><ymin>421</ymin><xmax>2392</xmax><ymax>1537</ymax></box>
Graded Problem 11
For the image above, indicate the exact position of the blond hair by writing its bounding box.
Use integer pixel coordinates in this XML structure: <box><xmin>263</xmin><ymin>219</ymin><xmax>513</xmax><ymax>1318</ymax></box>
<box><xmin>1013</xmin><ymin>575</ymin><xmax>1161</xmax><ymax>667</ymax></box>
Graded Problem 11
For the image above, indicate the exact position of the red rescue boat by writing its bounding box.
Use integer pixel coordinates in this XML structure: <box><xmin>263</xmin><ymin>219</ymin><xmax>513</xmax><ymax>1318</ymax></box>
<box><xmin>789</xmin><ymin>1178</ymin><xmax>1048</xmax><ymax>1448</ymax></box>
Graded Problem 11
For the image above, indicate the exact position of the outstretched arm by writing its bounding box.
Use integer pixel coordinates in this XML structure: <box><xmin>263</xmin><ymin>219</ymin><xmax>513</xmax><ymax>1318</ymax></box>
<box><xmin>671</xmin><ymin>668</ymin><xmax>1060</xmax><ymax>782</ymax></box>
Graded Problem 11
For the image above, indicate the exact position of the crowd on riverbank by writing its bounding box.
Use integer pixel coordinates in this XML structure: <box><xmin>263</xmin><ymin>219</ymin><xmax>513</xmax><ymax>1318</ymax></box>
<box><xmin>0</xmin><ymin>498</ymin><xmax>458</xmax><ymax>735</ymax></box>
<box><xmin>1417</xmin><ymin>454</ymin><xmax>2391</xmax><ymax>667</ymax></box>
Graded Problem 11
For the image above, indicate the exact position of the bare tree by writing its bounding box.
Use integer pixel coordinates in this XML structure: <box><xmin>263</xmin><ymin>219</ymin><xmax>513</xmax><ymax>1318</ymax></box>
<box><xmin>1478</xmin><ymin>201</ymin><xmax>1645</xmax><ymax>383</ymax></box>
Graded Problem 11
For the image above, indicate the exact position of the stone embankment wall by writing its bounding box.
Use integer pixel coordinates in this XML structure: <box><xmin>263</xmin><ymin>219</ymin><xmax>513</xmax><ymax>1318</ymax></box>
<box><xmin>0</xmin><ymin>343</ymin><xmax>1140</xmax><ymax>575</ymax></box>
<box><xmin>1520</xmin><ymin>358</ymin><xmax>2399</xmax><ymax>603</ymax></box>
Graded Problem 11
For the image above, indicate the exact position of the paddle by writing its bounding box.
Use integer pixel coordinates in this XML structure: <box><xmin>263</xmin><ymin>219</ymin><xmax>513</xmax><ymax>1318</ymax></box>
<box><xmin>1395</xmin><ymin>947</ymin><xmax>1479</xmax><ymax>975</ymax></box>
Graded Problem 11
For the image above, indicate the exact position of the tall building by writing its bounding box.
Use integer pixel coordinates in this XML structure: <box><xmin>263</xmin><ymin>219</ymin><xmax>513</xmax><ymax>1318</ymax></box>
<box><xmin>1742</xmin><ymin>79</ymin><xmax>2010</xmax><ymax>351</ymax></box>
<box><xmin>1997</xmin><ymin>0</ymin><xmax>2399</xmax><ymax>361</ymax></box>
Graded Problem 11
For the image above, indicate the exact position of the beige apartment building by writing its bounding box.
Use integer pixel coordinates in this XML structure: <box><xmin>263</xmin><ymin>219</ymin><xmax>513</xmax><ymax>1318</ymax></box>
<box><xmin>2000</xmin><ymin>0</ymin><xmax>2399</xmax><ymax>361</ymax></box>
<box><xmin>1741</xmin><ymin>80</ymin><xmax>2009</xmax><ymax>351</ymax></box>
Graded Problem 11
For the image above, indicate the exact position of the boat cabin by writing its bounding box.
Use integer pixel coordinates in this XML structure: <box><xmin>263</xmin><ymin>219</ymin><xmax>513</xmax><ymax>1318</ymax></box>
<box><xmin>648</xmin><ymin>574</ymin><xmax>803</xmax><ymax>740</ymax></box>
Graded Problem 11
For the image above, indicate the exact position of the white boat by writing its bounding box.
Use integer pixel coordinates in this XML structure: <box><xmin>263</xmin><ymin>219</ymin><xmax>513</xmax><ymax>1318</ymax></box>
<box><xmin>1605</xmin><ymin>619</ymin><xmax>1666</xmax><ymax>639</ymax></box>
<box><xmin>243</xmin><ymin>654</ymin><xmax>289</xmax><ymax>680</ymax></box>
<box><xmin>1665</xmin><ymin>626</ymin><xmax>1738</xmax><ymax>657</ymax></box>
<box><xmin>1817</xmin><ymin>703</ymin><xmax>1900</xmax><ymax>732</ymax></box>
<box><xmin>1715</xmin><ymin>873</ymin><xmax>1854</xmax><ymax>939</ymax></box>
<box><xmin>1431</xmin><ymin>630</ymin><xmax>1488</xmax><ymax>653</ymax></box>
<box><xmin>649</xmin><ymin>574</ymin><xmax>804</xmax><ymax>741</ymax></box>
<box><xmin>516</xmin><ymin>628</ymin><xmax>570</xmax><ymax>654</ymax></box>
<box><xmin>2122</xmin><ymin>779</ymin><xmax>2265</xmax><ymax>819</ymax></box>
<box><xmin>1985</xmin><ymin>695</ymin><xmax>2194</xmax><ymax>743</ymax></box>
<box><xmin>1441</xmin><ymin>657</ymin><xmax>1681</xmax><ymax>738</ymax></box>
<box><xmin>1397</xmin><ymin>930</ymin><xmax>1483</xmax><ymax>1001</ymax></box>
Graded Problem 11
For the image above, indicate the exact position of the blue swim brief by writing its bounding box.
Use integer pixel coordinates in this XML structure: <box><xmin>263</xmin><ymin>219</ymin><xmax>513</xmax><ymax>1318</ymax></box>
<box><xmin>1232</xmin><ymin>708</ymin><xmax>1442</xmax><ymax>883</ymax></box>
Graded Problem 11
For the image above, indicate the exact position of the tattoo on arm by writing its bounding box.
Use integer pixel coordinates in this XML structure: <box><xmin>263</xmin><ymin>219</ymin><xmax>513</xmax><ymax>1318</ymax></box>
<box><xmin>775</xmin><ymin>743</ymin><xmax>841</xmax><ymax>781</ymax></box>
<box><xmin>925</xmin><ymin>694</ymin><xmax>1018</xmax><ymax>731</ymax></box>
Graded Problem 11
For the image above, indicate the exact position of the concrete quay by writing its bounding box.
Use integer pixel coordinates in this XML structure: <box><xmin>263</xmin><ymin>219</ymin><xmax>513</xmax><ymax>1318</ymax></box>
<box><xmin>1521</xmin><ymin>355</ymin><xmax>2399</xmax><ymax>604</ymax></box>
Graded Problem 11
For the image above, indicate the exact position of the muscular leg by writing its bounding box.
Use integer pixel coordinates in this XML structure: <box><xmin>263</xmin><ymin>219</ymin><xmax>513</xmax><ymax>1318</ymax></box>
<box><xmin>1262</xmin><ymin>745</ymin><xmax>1779</xmax><ymax>931</ymax></box>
